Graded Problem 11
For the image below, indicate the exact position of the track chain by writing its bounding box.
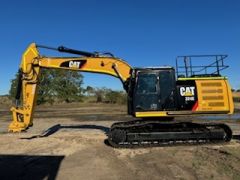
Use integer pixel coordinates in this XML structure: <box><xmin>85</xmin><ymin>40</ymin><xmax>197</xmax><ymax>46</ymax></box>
<box><xmin>107</xmin><ymin>120</ymin><xmax>232</xmax><ymax>148</ymax></box>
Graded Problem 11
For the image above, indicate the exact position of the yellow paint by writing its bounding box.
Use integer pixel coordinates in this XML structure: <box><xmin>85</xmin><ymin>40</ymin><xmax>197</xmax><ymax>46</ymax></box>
<box><xmin>195</xmin><ymin>79</ymin><xmax>233</xmax><ymax>114</ymax></box>
<box><xmin>183</xmin><ymin>92</ymin><xmax>194</xmax><ymax>96</ymax></box>
<box><xmin>225</xmin><ymin>80</ymin><xmax>234</xmax><ymax>114</ymax></box>
<box><xmin>135</xmin><ymin>111</ymin><xmax>167</xmax><ymax>117</ymax></box>
<box><xmin>178</xmin><ymin>77</ymin><xmax>227</xmax><ymax>81</ymax></box>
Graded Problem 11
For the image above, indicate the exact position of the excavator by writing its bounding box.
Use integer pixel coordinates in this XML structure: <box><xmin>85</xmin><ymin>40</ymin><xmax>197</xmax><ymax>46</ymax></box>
<box><xmin>8</xmin><ymin>43</ymin><xmax>234</xmax><ymax>147</ymax></box>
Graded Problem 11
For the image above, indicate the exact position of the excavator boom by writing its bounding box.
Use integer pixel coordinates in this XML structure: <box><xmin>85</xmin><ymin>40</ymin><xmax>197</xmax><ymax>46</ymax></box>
<box><xmin>9</xmin><ymin>43</ymin><xmax>131</xmax><ymax>132</ymax></box>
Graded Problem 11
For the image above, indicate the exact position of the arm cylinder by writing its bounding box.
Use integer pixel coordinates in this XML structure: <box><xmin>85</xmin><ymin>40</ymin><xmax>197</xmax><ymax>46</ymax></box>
<box><xmin>15</xmin><ymin>69</ymin><xmax>23</xmax><ymax>101</ymax></box>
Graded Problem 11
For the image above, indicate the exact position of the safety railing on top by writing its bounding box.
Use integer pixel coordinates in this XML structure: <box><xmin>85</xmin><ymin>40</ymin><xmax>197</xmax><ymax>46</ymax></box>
<box><xmin>176</xmin><ymin>55</ymin><xmax>229</xmax><ymax>78</ymax></box>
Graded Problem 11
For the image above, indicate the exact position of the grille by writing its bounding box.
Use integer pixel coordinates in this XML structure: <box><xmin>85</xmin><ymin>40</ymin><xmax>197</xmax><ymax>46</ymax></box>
<box><xmin>200</xmin><ymin>81</ymin><xmax>225</xmax><ymax>108</ymax></box>
<box><xmin>201</xmin><ymin>82</ymin><xmax>222</xmax><ymax>87</ymax></box>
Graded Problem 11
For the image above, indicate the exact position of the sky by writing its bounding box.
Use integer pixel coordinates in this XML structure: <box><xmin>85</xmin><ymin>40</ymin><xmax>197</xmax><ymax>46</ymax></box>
<box><xmin>0</xmin><ymin>0</ymin><xmax>239</xmax><ymax>95</ymax></box>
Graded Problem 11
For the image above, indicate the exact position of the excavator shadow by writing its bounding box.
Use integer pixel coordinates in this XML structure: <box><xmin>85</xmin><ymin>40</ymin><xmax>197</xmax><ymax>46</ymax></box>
<box><xmin>233</xmin><ymin>135</ymin><xmax>240</xmax><ymax>141</ymax></box>
<box><xmin>21</xmin><ymin>124</ymin><xmax>110</xmax><ymax>140</ymax></box>
<box><xmin>0</xmin><ymin>154</ymin><xmax>64</xmax><ymax>180</ymax></box>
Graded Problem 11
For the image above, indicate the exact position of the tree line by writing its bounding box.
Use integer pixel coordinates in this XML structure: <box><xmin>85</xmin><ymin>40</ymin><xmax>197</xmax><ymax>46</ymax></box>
<box><xmin>84</xmin><ymin>86</ymin><xmax>127</xmax><ymax>104</ymax></box>
<box><xmin>9</xmin><ymin>69</ymin><xmax>240</xmax><ymax>105</ymax></box>
<box><xmin>9</xmin><ymin>69</ymin><xmax>127</xmax><ymax>105</ymax></box>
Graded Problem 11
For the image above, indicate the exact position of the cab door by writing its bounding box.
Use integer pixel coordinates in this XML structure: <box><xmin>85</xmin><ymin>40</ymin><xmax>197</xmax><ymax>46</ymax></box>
<box><xmin>134</xmin><ymin>72</ymin><xmax>160</xmax><ymax>111</ymax></box>
<box><xmin>158</xmin><ymin>70</ymin><xmax>176</xmax><ymax>110</ymax></box>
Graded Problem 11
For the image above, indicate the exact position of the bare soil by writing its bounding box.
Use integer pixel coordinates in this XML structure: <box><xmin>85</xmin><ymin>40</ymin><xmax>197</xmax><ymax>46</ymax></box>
<box><xmin>0</xmin><ymin>103</ymin><xmax>240</xmax><ymax>180</ymax></box>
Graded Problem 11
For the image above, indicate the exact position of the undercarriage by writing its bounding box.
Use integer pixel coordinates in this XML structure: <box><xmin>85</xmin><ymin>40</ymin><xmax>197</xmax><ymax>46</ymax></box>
<box><xmin>108</xmin><ymin>120</ymin><xmax>232</xmax><ymax>148</ymax></box>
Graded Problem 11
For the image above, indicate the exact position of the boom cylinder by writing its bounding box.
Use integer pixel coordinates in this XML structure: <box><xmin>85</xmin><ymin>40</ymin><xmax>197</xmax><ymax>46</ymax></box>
<box><xmin>58</xmin><ymin>46</ymin><xmax>96</xmax><ymax>57</ymax></box>
<box><xmin>37</xmin><ymin>44</ymin><xmax>96</xmax><ymax>57</ymax></box>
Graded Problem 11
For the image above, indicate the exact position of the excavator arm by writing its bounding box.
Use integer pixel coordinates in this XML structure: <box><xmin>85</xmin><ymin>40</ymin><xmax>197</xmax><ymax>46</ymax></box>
<box><xmin>9</xmin><ymin>43</ymin><xmax>132</xmax><ymax>132</ymax></box>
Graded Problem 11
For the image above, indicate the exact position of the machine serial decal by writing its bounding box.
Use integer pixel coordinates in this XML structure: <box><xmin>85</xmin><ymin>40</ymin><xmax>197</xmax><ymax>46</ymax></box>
<box><xmin>180</xmin><ymin>86</ymin><xmax>195</xmax><ymax>101</ymax></box>
<box><xmin>60</xmin><ymin>60</ymin><xmax>87</xmax><ymax>69</ymax></box>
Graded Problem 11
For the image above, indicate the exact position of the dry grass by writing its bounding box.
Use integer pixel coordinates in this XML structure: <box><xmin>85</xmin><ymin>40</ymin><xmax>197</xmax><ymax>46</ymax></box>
<box><xmin>233</xmin><ymin>92</ymin><xmax>240</xmax><ymax>105</ymax></box>
<box><xmin>234</xmin><ymin>102</ymin><xmax>240</xmax><ymax>110</ymax></box>
<box><xmin>0</xmin><ymin>96</ymin><xmax>11</xmax><ymax>106</ymax></box>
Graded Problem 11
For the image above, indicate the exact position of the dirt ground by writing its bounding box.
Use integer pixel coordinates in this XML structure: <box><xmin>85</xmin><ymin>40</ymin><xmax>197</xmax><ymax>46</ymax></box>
<box><xmin>0</xmin><ymin>103</ymin><xmax>240</xmax><ymax>180</ymax></box>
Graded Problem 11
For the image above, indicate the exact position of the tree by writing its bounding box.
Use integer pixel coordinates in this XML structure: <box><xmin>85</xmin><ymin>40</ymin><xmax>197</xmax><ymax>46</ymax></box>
<box><xmin>86</xmin><ymin>87</ymin><xmax>127</xmax><ymax>104</ymax></box>
<box><xmin>9</xmin><ymin>68</ymin><xmax>84</xmax><ymax>105</ymax></box>
<box><xmin>105</xmin><ymin>90</ymin><xmax>119</xmax><ymax>103</ymax></box>
<box><xmin>9</xmin><ymin>72</ymin><xmax>20</xmax><ymax>100</ymax></box>
<box><xmin>37</xmin><ymin>69</ymin><xmax>55</xmax><ymax>104</ymax></box>
<box><xmin>105</xmin><ymin>90</ymin><xmax>127</xmax><ymax>104</ymax></box>
<box><xmin>84</xmin><ymin>86</ymin><xmax>95</xmax><ymax>96</ymax></box>
<box><xmin>93</xmin><ymin>87</ymin><xmax>107</xmax><ymax>103</ymax></box>
<box><xmin>50</xmin><ymin>69</ymin><xmax>84</xmax><ymax>103</ymax></box>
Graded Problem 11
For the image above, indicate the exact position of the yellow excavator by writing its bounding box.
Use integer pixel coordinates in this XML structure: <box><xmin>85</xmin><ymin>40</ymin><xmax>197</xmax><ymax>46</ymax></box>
<box><xmin>9</xmin><ymin>43</ymin><xmax>234</xmax><ymax>147</ymax></box>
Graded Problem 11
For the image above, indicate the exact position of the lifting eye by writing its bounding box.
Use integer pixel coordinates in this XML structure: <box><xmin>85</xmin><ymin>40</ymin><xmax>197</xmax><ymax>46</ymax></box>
<box><xmin>101</xmin><ymin>61</ymin><xmax>105</xmax><ymax>67</ymax></box>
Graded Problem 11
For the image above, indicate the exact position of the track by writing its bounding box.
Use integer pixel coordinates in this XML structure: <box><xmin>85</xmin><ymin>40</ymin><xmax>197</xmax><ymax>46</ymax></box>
<box><xmin>107</xmin><ymin>120</ymin><xmax>233</xmax><ymax>148</ymax></box>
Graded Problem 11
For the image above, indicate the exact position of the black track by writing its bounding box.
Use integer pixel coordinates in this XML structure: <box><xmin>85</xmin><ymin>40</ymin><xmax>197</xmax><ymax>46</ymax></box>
<box><xmin>107</xmin><ymin>120</ymin><xmax>232</xmax><ymax>148</ymax></box>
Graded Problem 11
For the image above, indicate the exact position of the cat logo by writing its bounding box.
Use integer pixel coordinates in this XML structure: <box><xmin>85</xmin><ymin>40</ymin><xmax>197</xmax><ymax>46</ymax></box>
<box><xmin>180</xmin><ymin>87</ymin><xmax>195</xmax><ymax>96</ymax></box>
<box><xmin>69</xmin><ymin>61</ymin><xmax>81</xmax><ymax>68</ymax></box>
<box><xmin>60</xmin><ymin>60</ymin><xmax>87</xmax><ymax>69</ymax></box>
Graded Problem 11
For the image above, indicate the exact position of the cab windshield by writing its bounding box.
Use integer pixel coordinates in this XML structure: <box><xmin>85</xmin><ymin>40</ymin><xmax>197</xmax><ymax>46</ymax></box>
<box><xmin>136</xmin><ymin>73</ymin><xmax>157</xmax><ymax>94</ymax></box>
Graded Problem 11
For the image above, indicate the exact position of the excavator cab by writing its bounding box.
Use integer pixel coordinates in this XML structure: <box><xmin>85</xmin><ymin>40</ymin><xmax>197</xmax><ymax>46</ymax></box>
<box><xmin>127</xmin><ymin>55</ymin><xmax>234</xmax><ymax>119</ymax></box>
<box><xmin>128</xmin><ymin>67</ymin><xmax>176</xmax><ymax>115</ymax></box>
